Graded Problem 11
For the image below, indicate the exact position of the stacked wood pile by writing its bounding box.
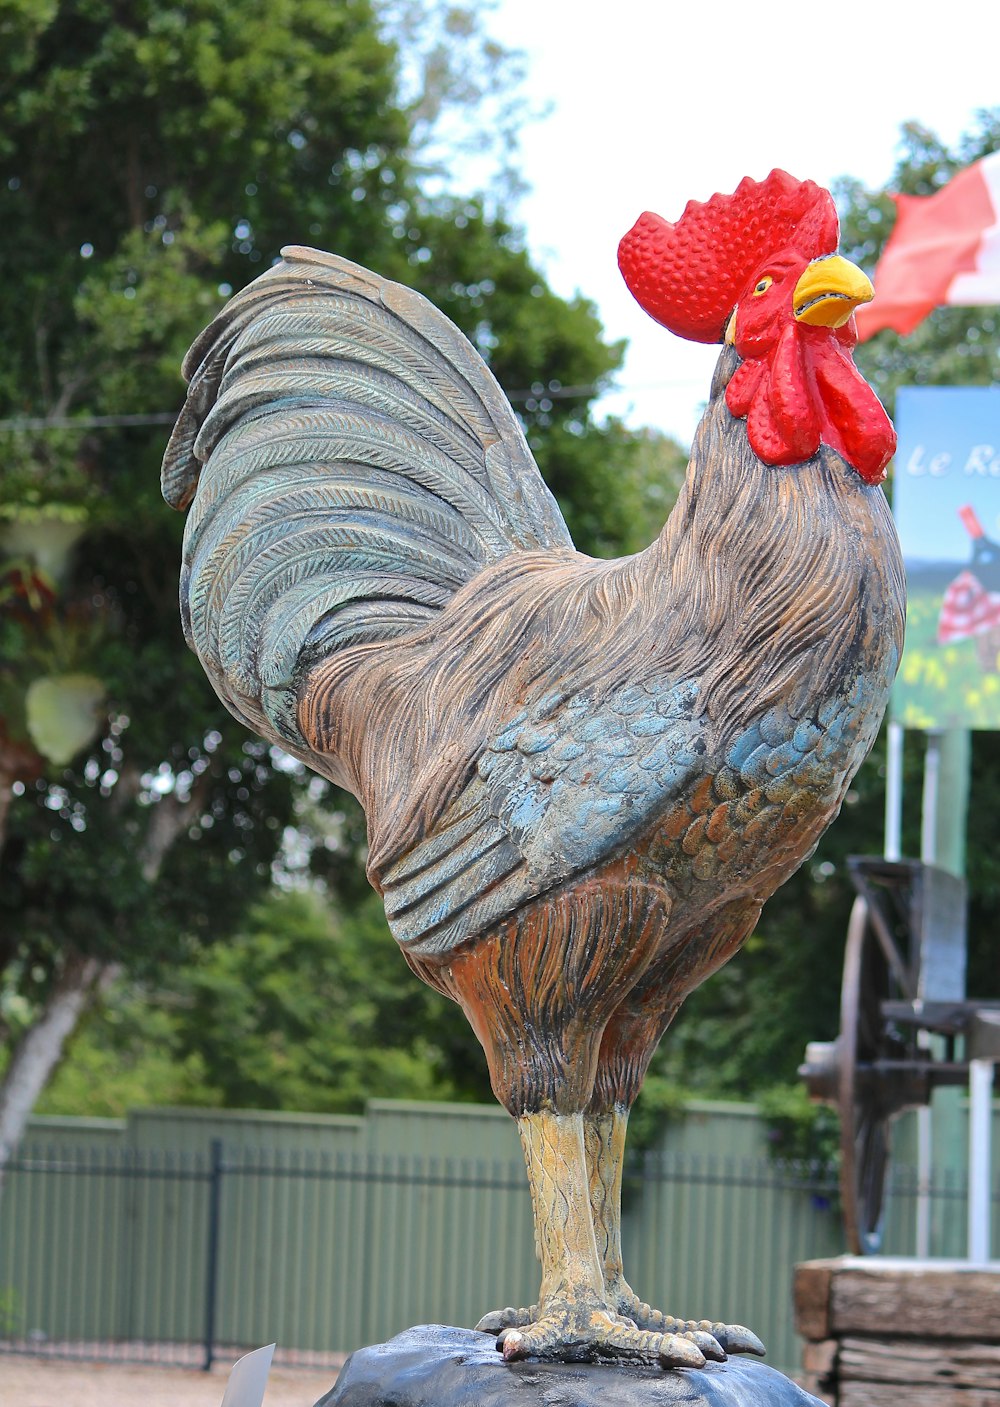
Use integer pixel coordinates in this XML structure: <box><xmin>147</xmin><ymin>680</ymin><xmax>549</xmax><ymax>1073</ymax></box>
<box><xmin>794</xmin><ymin>1258</ymin><xmax>1000</xmax><ymax>1406</ymax></box>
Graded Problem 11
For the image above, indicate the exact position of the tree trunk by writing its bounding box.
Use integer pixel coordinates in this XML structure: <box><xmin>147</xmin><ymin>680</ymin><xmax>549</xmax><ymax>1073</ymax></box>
<box><xmin>0</xmin><ymin>951</ymin><xmax>116</xmax><ymax>1172</ymax></box>
<box><xmin>0</xmin><ymin>779</ymin><xmax>207</xmax><ymax>1175</ymax></box>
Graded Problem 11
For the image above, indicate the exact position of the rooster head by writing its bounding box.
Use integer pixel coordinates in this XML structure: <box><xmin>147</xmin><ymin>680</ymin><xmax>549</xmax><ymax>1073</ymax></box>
<box><xmin>618</xmin><ymin>170</ymin><xmax>895</xmax><ymax>484</ymax></box>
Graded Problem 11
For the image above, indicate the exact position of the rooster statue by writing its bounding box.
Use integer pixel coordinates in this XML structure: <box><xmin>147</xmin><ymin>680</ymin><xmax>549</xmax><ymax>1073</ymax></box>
<box><xmin>163</xmin><ymin>171</ymin><xmax>904</xmax><ymax>1369</ymax></box>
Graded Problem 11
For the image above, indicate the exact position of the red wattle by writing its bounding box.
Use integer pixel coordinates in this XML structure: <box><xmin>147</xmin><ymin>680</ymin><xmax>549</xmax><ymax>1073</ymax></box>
<box><xmin>725</xmin><ymin>358</ymin><xmax>766</xmax><ymax>417</ymax></box>
<box><xmin>808</xmin><ymin>339</ymin><xmax>895</xmax><ymax>483</ymax></box>
<box><xmin>726</xmin><ymin>328</ymin><xmax>895</xmax><ymax>483</ymax></box>
<box><xmin>765</xmin><ymin>325</ymin><xmax>822</xmax><ymax>461</ymax></box>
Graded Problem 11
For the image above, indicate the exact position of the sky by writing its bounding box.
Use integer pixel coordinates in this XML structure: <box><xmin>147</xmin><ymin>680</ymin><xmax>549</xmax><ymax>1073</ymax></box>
<box><xmin>470</xmin><ymin>0</ymin><xmax>1000</xmax><ymax>447</ymax></box>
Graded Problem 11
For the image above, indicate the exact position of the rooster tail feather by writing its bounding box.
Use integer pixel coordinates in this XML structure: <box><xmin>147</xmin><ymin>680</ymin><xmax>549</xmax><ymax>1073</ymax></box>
<box><xmin>162</xmin><ymin>247</ymin><xmax>572</xmax><ymax>754</ymax></box>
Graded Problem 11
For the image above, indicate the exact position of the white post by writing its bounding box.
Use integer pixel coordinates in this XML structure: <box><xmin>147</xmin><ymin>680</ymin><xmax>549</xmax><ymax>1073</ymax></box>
<box><xmin>916</xmin><ymin>729</ymin><xmax>941</xmax><ymax>1258</ymax></box>
<box><xmin>968</xmin><ymin>1059</ymin><xmax>994</xmax><ymax>1263</ymax></box>
<box><xmin>884</xmin><ymin>720</ymin><xmax>904</xmax><ymax>862</ymax></box>
<box><xmin>916</xmin><ymin>1048</ymin><xmax>933</xmax><ymax>1259</ymax></box>
<box><xmin>921</xmin><ymin>731</ymin><xmax>941</xmax><ymax>867</ymax></box>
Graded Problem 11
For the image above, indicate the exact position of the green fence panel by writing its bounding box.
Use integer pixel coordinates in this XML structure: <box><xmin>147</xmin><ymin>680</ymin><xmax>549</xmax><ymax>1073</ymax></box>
<box><xmin>350</xmin><ymin>1154</ymin><xmax>536</xmax><ymax>1345</ymax></box>
<box><xmin>212</xmin><ymin>1148</ymin><xmax>369</xmax><ymax>1354</ymax></box>
<box><xmin>126</xmin><ymin>1108</ymin><xmax>365</xmax><ymax>1159</ymax></box>
<box><xmin>362</xmin><ymin>1101</ymin><xmax>522</xmax><ymax>1162</ymax></box>
<box><xmin>2</xmin><ymin>1097</ymin><xmax>996</xmax><ymax>1373</ymax></box>
<box><xmin>121</xmin><ymin>1152</ymin><xmax>210</xmax><ymax>1345</ymax></box>
<box><xmin>620</xmin><ymin>1154</ymin><xmax>844</xmax><ymax>1376</ymax></box>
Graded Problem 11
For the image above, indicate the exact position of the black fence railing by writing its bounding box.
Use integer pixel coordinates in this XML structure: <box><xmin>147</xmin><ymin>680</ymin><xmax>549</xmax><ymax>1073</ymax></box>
<box><xmin>0</xmin><ymin>1141</ymin><xmax>995</xmax><ymax>1377</ymax></box>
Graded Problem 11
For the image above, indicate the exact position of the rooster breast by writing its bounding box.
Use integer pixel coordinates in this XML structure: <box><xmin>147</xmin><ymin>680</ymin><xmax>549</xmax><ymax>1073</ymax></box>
<box><xmin>374</xmin><ymin>652</ymin><xmax>888</xmax><ymax>969</ymax></box>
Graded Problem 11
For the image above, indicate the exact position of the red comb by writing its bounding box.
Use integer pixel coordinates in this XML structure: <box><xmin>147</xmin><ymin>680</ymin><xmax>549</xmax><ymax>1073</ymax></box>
<box><xmin>618</xmin><ymin>170</ymin><xmax>840</xmax><ymax>344</ymax></box>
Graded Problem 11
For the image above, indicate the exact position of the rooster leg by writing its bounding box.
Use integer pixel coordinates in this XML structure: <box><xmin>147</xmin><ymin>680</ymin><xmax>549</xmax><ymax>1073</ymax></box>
<box><xmin>495</xmin><ymin>1108</ymin><xmax>712</xmax><ymax>1367</ymax></box>
<box><xmin>584</xmin><ymin>1104</ymin><xmax>630</xmax><ymax>1306</ymax></box>
<box><xmin>583</xmin><ymin>1103</ymin><xmax>765</xmax><ymax>1359</ymax></box>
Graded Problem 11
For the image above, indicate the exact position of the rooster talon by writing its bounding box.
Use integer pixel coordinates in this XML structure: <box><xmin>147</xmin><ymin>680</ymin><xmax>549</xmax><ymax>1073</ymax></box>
<box><xmin>657</xmin><ymin>1334</ymin><xmax>707</xmax><ymax>1370</ymax></box>
<box><xmin>476</xmin><ymin>1304</ymin><xmax>536</xmax><ymax>1334</ymax></box>
<box><xmin>499</xmin><ymin>1328</ymin><xmax>526</xmax><ymax>1360</ymax></box>
<box><xmin>688</xmin><ymin>1330</ymin><xmax>726</xmax><ymax>1362</ymax></box>
<box><xmin>717</xmin><ymin>1325</ymin><xmax>766</xmax><ymax>1357</ymax></box>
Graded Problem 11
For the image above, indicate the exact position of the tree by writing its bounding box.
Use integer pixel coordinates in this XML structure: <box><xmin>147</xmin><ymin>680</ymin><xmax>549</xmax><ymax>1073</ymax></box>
<box><xmin>2</xmin><ymin>0</ymin><xmax>405</xmax><ymax>1162</ymax></box>
<box><xmin>0</xmin><ymin>0</ymin><xmax>666</xmax><ymax>1152</ymax></box>
<box><xmin>156</xmin><ymin>888</ymin><xmax>481</xmax><ymax>1112</ymax></box>
<box><xmin>0</xmin><ymin>0</ymin><xmax>422</xmax><ymax>1157</ymax></box>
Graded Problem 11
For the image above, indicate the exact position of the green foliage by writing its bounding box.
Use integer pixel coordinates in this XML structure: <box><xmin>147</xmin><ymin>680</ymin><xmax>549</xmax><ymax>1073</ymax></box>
<box><xmin>756</xmin><ymin>1083</ymin><xmax>840</xmax><ymax>1167</ymax></box>
<box><xmin>626</xmin><ymin>1074</ymin><xmax>689</xmax><ymax>1157</ymax></box>
<box><xmin>71</xmin><ymin>218</ymin><xmax>233</xmax><ymax>414</ymax></box>
<box><xmin>34</xmin><ymin>1001</ymin><xmax>217</xmax><ymax>1117</ymax></box>
<box><xmin>41</xmin><ymin>888</ymin><xmax>491</xmax><ymax>1113</ymax></box>
<box><xmin>0</xmin><ymin>0</ymin><xmax>408</xmax><ymax>277</ymax></box>
<box><xmin>0</xmin><ymin>0</ymin><xmax>413</xmax><ymax>1062</ymax></box>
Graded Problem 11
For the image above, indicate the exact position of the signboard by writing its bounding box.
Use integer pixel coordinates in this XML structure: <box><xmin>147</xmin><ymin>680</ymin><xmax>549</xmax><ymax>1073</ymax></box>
<box><xmin>892</xmin><ymin>386</ymin><xmax>1000</xmax><ymax>730</ymax></box>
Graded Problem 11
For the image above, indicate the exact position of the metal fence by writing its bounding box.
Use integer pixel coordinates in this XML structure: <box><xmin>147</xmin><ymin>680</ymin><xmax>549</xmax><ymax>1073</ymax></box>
<box><xmin>0</xmin><ymin>1142</ymin><xmax>996</xmax><ymax>1379</ymax></box>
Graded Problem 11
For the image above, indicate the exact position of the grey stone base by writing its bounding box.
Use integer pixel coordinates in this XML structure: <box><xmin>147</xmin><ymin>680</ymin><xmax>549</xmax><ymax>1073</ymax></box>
<box><xmin>316</xmin><ymin>1323</ymin><xmax>824</xmax><ymax>1406</ymax></box>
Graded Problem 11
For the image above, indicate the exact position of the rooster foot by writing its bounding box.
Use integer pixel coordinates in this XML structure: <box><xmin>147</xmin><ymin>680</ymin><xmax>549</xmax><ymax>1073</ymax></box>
<box><xmin>613</xmin><ymin>1290</ymin><xmax>765</xmax><ymax>1358</ymax></box>
<box><xmin>474</xmin><ymin>1304</ymin><xmax>538</xmax><ymax>1334</ymax></box>
<box><xmin>495</xmin><ymin>1301</ymin><xmax>726</xmax><ymax>1367</ymax></box>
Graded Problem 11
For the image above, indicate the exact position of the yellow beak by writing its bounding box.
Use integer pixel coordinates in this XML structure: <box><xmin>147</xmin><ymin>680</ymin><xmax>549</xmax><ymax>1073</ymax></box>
<box><xmin>793</xmin><ymin>254</ymin><xmax>874</xmax><ymax>328</ymax></box>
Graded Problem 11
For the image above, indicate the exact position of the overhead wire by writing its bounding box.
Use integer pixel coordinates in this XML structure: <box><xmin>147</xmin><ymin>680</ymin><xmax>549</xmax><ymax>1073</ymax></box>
<box><xmin>0</xmin><ymin>378</ymin><xmax>705</xmax><ymax>434</ymax></box>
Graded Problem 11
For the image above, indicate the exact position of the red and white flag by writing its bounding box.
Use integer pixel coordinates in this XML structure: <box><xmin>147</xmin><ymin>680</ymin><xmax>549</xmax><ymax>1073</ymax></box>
<box><xmin>855</xmin><ymin>151</ymin><xmax>1000</xmax><ymax>340</ymax></box>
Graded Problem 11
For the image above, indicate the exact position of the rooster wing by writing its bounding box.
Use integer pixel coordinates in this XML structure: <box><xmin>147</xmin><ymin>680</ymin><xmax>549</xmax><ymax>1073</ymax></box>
<box><xmin>380</xmin><ymin>677</ymin><xmax>707</xmax><ymax>957</ymax></box>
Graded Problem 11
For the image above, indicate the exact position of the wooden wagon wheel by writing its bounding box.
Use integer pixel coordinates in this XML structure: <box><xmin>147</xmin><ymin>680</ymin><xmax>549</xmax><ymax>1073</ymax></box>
<box><xmin>837</xmin><ymin>894</ymin><xmax>926</xmax><ymax>1254</ymax></box>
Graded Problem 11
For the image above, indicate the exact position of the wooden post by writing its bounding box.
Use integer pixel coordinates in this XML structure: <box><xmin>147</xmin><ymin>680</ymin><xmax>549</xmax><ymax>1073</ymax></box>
<box><xmin>795</xmin><ymin>1257</ymin><xmax>1000</xmax><ymax>1406</ymax></box>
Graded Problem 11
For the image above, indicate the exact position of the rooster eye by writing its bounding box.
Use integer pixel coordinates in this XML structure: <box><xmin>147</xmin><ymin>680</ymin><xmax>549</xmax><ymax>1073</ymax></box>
<box><xmin>753</xmin><ymin>276</ymin><xmax>773</xmax><ymax>296</ymax></box>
